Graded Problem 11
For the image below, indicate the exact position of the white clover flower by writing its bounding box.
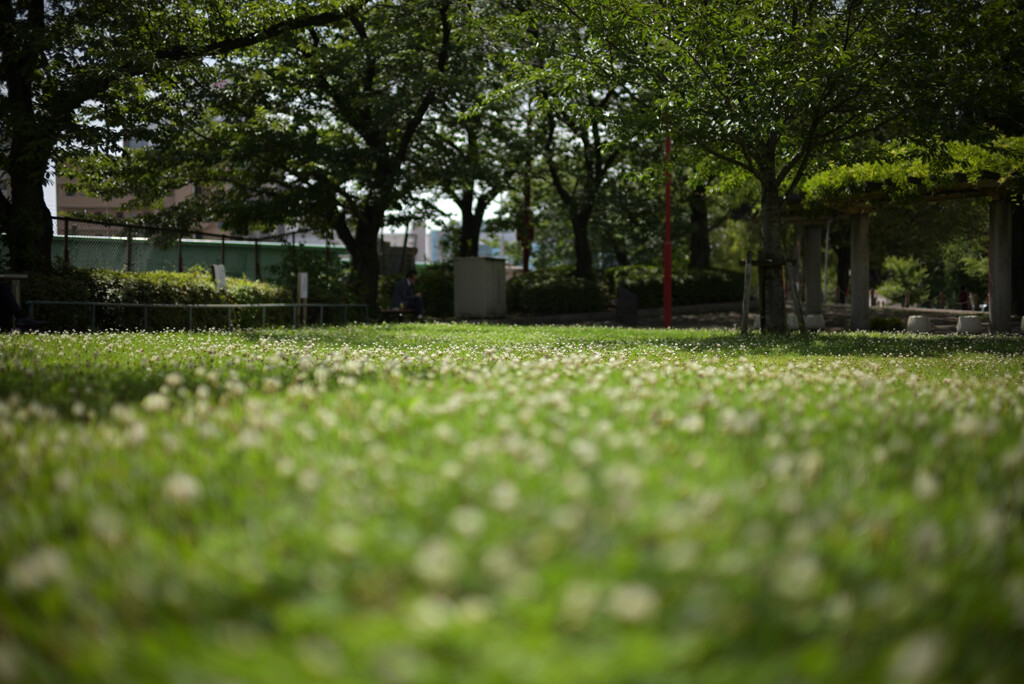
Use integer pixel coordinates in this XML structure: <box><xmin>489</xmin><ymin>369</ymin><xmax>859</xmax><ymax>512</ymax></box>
<box><xmin>601</xmin><ymin>462</ymin><xmax>643</xmax><ymax>492</ymax></box>
<box><xmin>456</xmin><ymin>595</ymin><xmax>494</xmax><ymax>626</ymax></box>
<box><xmin>297</xmin><ymin>468</ymin><xmax>320</xmax><ymax>492</ymax></box>
<box><xmin>771</xmin><ymin>553</ymin><xmax>824</xmax><ymax>601</ymax></box>
<box><xmin>326</xmin><ymin>522</ymin><xmax>362</xmax><ymax>557</ymax></box>
<box><xmin>275</xmin><ymin>457</ymin><xmax>297</xmax><ymax>478</ymax></box>
<box><xmin>489</xmin><ymin>480</ymin><xmax>520</xmax><ymax>512</ymax></box>
<box><xmin>432</xmin><ymin>422</ymin><xmax>457</xmax><ymax>444</ymax></box>
<box><xmin>411</xmin><ymin>537</ymin><xmax>464</xmax><ymax>588</ymax></box>
<box><xmin>562</xmin><ymin>470</ymin><xmax>591</xmax><ymax>500</ymax></box>
<box><xmin>70</xmin><ymin>400</ymin><xmax>87</xmax><ymax>419</ymax></box>
<box><xmin>974</xmin><ymin>508</ymin><xmax>1006</xmax><ymax>548</ymax></box>
<box><xmin>407</xmin><ymin>594</ymin><xmax>455</xmax><ymax>633</ymax></box>
<box><xmin>658</xmin><ymin>539</ymin><xmax>701</xmax><ymax>573</ymax></box>
<box><xmin>676</xmin><ymin>413</ymin><xmax>705</xmax><ymax>434</ymax></box>
<box><xmin>480</xmin><ymin>546</ymin><xmax>521</xmax><ymax>581</ymax></box>
<box><xmin>560</xmin><ymin>580</ymin><xmax>602</xmax><ymax>628</ymax></box>
<box><xmin>912</xmin><ymin>468</ymin><xmax>941</xmax><ymax>501</ymax></box>
<box><xmin>140</xmin><ymin>392</ymin><xmax>171</xmax><ymax>413</ymax></box>
<box><xmin>88</xmin><ymin>507</ymin><xmax>126</xmax><ymax>548</ymax></box>
<box><xmin>910</xmin><ymin>521</ymin><xmax>946</xmax><ymax>561</ymax></box>
<box><xmin>886</xmin><ymin>630</ymin><xmax>950</xmax><ymax>684</ymax></box>
<box><xmin>6</xmin><ymin>546</ymin><xmax>71</xmax><ymax>593</ymax></box>
<box><xmin>823</xmin><ymin>592</ymin><xmax>856</xmax><ymax>624</ymax></box>
<box><xmin>162</xmin><ymin>471</ymin><xmax>203</xmax><ymax>505</ymax></box>
<box><xmin>448</xmin><ymin>505</ymin><xmax>487</xmax><ymax>538</ymax></box>
<box><xmin>439</xmin><ymin>460</ymin><xmax>463</xmax><ymax>480</ymax></box>
<box><xmin>122</xmin><ymin>421</ymin><xmax>149</xmax><ymax>447</ymax></box>
<box><xmin>163</xmin><ymin>372</ymin><xmax>185</xmax><ymax>388</ymax></box>
<box><xmin>606</xmin><ymin>582</ymin><xmax>661</xmax><ymax>624</ymax></box>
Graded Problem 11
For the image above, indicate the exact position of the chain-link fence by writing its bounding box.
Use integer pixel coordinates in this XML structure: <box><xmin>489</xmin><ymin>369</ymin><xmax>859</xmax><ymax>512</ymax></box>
<box><xmin>50</xmin><ymin>215</ymin><xmax>345</xmax><ymax>280</ymax></box>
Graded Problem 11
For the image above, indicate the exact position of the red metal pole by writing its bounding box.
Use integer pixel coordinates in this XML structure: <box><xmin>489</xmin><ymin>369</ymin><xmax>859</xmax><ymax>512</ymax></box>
<box><xmin>663</xmin><ymin>137</ymin><xmax>672</xmax><ymax>328</ymax></box>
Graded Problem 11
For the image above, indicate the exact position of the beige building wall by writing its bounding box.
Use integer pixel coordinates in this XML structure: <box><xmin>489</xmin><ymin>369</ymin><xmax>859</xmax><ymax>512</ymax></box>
<box><xmin>56</xmin><ymin>175</ymin><xmax>224</xmax><ymax>236</ymax></box>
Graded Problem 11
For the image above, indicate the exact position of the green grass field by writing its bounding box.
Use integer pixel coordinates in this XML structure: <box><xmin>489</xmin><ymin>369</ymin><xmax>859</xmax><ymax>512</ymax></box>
<box><xmin>2</xmin><ymin>324</ymin><xmax>1024</xmax><ymax>683</ymax></box>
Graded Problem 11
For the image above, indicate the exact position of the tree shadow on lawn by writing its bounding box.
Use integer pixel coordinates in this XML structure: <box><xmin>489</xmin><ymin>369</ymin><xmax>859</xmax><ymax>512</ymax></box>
<box><xmin>651</xmin><ymin>330</ymin><xmax>1024</xmax><ymax>358</ymax></box>
<box><xmin>0</xmin><ymin>366</ymin><xmax>165</xmax><ymax>418</ymax></box>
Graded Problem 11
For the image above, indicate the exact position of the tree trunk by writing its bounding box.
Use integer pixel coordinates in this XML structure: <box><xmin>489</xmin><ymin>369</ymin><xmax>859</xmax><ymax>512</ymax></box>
<box><xmin>457</xmin><ymin>189</ymin><xmax>482</xmax><ymax>258</ymax></box>
<box><xmin>613</xmin><ymin>242</ymin><xmax>630</xmax><ymax>267</ymax></box>
<box><xmin>759</xmin><ymin>174</ymin><xmax>787</xmax><ymax>333</ymax></box>
<box><xmin>4</xmin><ymin>151</ymin><xmax>53</xmax><ymax>273</ymax></box>
<box><xmin>571</xmin><ymin>211</ymin><xmax>594</xmax><ymax>281</ymax></box>
<box><xmin>1011</xmin><ymin>203</ymin><xmax>1023</xmax><ymax>317</ymax></box>
<box><xmin>835</xmin><ymin>245</ymin><xmax>851</xmax><ymax>304</ymax></box>
<box><xmin>335</xmin><ymin>207</ymin><xmax>384</xmax><ymax>313</ymax></box>
<box><xmin>687</xmin><ymin>183</ymin><xmax>711</xmax><ymax>270</ymax></box>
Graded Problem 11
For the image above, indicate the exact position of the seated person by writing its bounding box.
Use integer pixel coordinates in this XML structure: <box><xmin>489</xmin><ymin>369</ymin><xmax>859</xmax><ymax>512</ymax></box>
<box><xmin>391</xmin><ymin>269</ymin><xmax>423</xmax><ymax>319</ymax></box>
<box><xmin>1</xmin><ymin>281</ymin><xmax>45</xmax><ymax>332</ymax></box>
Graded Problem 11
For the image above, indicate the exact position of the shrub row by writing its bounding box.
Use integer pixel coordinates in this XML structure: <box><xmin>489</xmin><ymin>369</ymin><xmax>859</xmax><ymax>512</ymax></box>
<box><xmin>377</xmin><ymin>263</ymin><xmax>455</xmax><ymax>318</ymax></box>
<box><xmin>604</xmin><ymin>265</ymin><xmax>745</xmax><ymax>309</ymax></box>
<box><xmin>506</xmin><ymin>268</ymin><xmax>611</xmax><ymax>315</ymax></box>
<box><xmin>374</xmin><ymin>264</ymin><xmax>742</xmax><ymax>317</ymax></box>
<box><xmin>24</xmin><ymin>265</ymin><xmax>289</xmax><ymax>330</ymax></box>
<box><xmin>21</xmin><ymin>261</ymin><xmax>742</xmax><ymax>326</ymax></box>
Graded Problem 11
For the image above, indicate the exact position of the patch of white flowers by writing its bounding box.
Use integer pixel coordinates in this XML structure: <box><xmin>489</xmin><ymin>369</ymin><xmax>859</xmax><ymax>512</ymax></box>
<box><xmin>1</xmin><ymin>326</ymin><xmax>1023</xmax><ymax>682</ymax></box>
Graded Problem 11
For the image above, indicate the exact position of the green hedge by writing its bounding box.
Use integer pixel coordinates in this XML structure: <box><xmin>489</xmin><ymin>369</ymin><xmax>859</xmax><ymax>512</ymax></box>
<box><xmin>23</xmin><ymin>265</ymin><xmax>289</xmax><ymax>330</ymax></box>
<box><xmin>378</xmin><ymin>263</ymin><xmax>454</xmax><ymax>318</ymax></box>
<box><xmin>605</xmin><ymin>265</ymin><xmax>744</xmax><ymax>308</ymax></box>
<box><xmin>269</xmin><ymin>245</ymin><xmax>353</xmax><ymax>304</ymax></box>
<box><xmin>604</xmin><ymin>265</ymin><xmax>685</xmax><ymax>309</ymax></box>
<box><xmin>674</xmin><ymin>268</ymin><xmax>745</xmax><ymax>305</ymax></box>
<box><xmin>507</xmin><ymin>268</ymin><xmax>610</xmax><ymax>315</ymax></box>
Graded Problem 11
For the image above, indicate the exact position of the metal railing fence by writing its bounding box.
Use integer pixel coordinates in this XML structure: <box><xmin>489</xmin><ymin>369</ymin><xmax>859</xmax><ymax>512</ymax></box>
<box><xmin>51</xmin><ymin>215</ymin><xmax>345</xmax><ymax>280</ymax></box>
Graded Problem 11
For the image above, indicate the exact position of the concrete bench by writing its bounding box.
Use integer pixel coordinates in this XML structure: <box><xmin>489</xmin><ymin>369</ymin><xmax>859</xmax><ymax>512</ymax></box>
<box><xmin>957</xmin><ymin>316</ymin><xmax>982</xmax><ymax>334</ymax></box>
<box><xmin>907</xmin><ymin>315</ymin><xmax>932</xmax><ymax>333</ymax></box>
<box><xmin>750</xmin><ymin>313</ymin><xmax>823</xmax><ymax>331</ymax></box>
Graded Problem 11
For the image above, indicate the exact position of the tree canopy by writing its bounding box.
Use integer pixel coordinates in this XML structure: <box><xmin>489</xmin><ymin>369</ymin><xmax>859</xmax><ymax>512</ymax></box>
<box><xmin>6</xmin><ymin>0</ymin><xmax>1023</xmax><ymax>329</ymax></box>
<box><xmin>550</xmin><ymin>0</ymin><xmax>1015</xmax><ymax>329</ymax></box>
<box><xmin>0</xmin><ymin>0</ymin><xmax>349</xmax><ymax>271</ymax></box>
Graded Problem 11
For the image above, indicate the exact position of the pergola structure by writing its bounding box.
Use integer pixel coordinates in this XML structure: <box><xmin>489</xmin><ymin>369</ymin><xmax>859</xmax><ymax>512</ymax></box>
<box><xmin>789</xmin><ymin>176</ymin><xmax>1022</xmax><ymax>333</ymax></box>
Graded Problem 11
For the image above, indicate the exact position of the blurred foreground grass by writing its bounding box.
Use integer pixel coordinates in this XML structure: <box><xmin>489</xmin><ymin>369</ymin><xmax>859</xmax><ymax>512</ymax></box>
<box><xmin>1</xmin><ymin>324</ymin><xmax>1023</xmax><ymax>683</ymax></box>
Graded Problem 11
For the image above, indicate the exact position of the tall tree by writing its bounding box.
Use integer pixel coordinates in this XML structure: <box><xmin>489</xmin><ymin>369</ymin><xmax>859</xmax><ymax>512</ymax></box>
<box><xmin>422</xmin><ymin>2</ymin><xmax>533</xmax><ymax>258</ymax></box>
<box><xmin>557</xmin><ymin>0</ymin><xmax>987</xmax><ymax>331</ymax></box>
<box><xmin>542</xmin><ymin>89</ymin><xmax>624</xmax><ymax>280</ymax></box>
<box><xmin>0</xmin><ymin>0</ymin><xmax>347</xmax><ymax>272</ymax></box>
<box><xmin>80</xmin><ymin>0</ymin><xmax>457</xmax><ymax>310</ymax></box>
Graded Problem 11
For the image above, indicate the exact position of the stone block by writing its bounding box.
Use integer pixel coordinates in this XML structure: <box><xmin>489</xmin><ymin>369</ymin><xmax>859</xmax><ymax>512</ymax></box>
<box><xmin>957</xmin><ymin>316</ymin><xmax>982</xmax><ymax>334</ymax></box>
<box><xmin>907</xmin><ymin>315</ymin><xmax>932</xmax><ymax>333</ymax></box>
<box><xmin>804</xmin><ymin>314</ymin><xmax>825</xmax><ymax>330</ymax></box>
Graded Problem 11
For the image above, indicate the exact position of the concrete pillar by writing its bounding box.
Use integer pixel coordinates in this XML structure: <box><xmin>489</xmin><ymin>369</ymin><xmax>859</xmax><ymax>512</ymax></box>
<box><xmin>850</xmin><ymin>214</ymin><xmax>870</xmax><ymax>330</ymax></box>
<box><xmin>803</xmin><ymin>224</ymin><xmax>823</xmax><ymax>315</ymax></box>
<box><xmin>989</xmin><ymin>198</ymin><xmax>1013</xmax><ymax>333</ymax></box>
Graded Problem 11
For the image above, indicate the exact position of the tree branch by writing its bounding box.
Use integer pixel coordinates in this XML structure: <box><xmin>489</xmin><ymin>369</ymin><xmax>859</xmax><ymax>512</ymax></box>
<box><xmin>154</xmin><ymin>10</ymin><xmax>350</xmax><ymax>62</ymax></box>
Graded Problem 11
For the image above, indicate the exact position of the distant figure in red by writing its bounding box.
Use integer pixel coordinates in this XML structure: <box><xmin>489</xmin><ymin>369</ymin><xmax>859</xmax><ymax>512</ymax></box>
<box><xmin>958</xmin><ymin>285</ymin><xmax>971</xmax><ymax>311</ymax></box>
